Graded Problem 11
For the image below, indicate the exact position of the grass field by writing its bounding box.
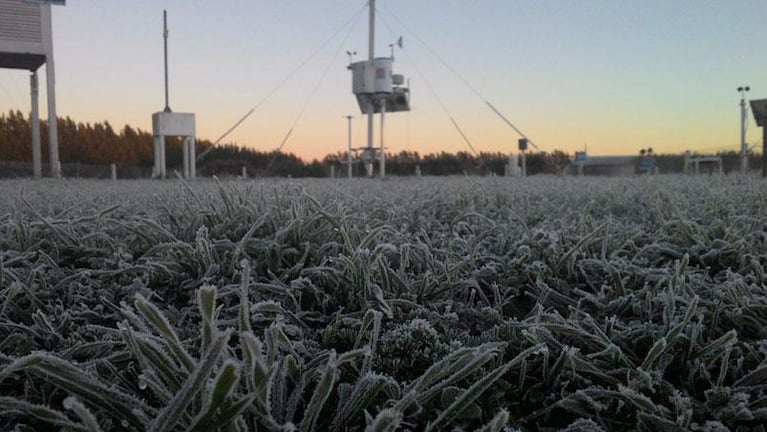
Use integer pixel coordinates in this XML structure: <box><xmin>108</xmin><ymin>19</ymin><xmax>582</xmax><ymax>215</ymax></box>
<box><xmin>1</xmin><ymin>175</ymin><xmax>767</xmax><ymax>431</ymax></box>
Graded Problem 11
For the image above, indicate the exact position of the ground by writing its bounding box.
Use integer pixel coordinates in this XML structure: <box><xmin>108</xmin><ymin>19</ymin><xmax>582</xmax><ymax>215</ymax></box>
<box><xmin>1</xmin><ymin>175</ymin><xmax>766</xmax><ymax>431</ymax></box>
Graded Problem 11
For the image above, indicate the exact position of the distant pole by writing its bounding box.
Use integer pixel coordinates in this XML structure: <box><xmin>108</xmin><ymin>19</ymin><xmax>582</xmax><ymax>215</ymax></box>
<box><xmin>518</xmin><ymin>139</ymin><xmax>528</xmax><ymax>177</ymax></box>
<box><xmin>739</xmin><ymin>86</ymin><xmax>750</xmax><ymax>174</ymax></box>
<box><xmin>163</xmin><ymin>10</ymin><xmax>171</xmax><ymax>113</ymax></box>
<box><xmin>521</xmin><ymin>150</ymin><xmax>527</xmax><ymax>177</ymax></box>
<box><xmin>380</xmin><ymin>99</ymin><xmax>386</xmax><ymax>179</ymax></box>
<box><xmin>30</xmin><ymin>72</ymin><xmax>41</xmax><ymax>179</ymax></box>
<box><xmin>346</xmin><ymin>115</ymin><xmax>353</xmax><ymax>178</ymax></box>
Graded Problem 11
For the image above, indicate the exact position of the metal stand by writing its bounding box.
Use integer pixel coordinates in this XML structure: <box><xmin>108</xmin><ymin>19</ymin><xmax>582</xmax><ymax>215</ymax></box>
<box><xmin>30</xmin><ymin>72</ymin><xmax>41</xmax><ymax>178</ymax></box>
<box><xmin>380</xmin><ymin>99</ymin><xmax>386</xmax><ymax>179</ymax></box>
<box><xmin>1</xmin><ymin>1</ymin><xmax>62</xmax><ymax>178</ymax></box>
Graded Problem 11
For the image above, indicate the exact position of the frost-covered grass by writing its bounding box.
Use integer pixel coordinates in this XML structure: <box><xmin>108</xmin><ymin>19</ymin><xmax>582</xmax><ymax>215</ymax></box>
<box><xmin>1</xmin><ymin>175</ymin><xmax>767</xmax><ymax>431</ymax></box>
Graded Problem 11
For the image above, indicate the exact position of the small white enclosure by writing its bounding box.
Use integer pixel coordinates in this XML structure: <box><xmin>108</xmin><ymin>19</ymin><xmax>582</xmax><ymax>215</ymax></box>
<box><xmin>153</xmin><ymin>112</ymin><xmax>195</xmax><ymax>136</ymax></box>
<box><xmin>350</xmin><ymin>58</ymin><xmax>393</xmax><ymax>95</ymax></box>
<box><xmin>150</xmin><ymin>10</ymin><xmax>197</xmax><ymax>180</ymax></box>
<box><xmin>152</xmin><ymin>112</ymin><xmax>196</xmax><ymax>179</ymax></box>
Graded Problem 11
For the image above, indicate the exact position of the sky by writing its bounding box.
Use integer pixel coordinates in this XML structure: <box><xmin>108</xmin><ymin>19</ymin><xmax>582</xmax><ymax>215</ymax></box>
<box><xmin>1</xmin><ymin>0</ymin><xmax>766</xmax><ymax>161</ymax></box>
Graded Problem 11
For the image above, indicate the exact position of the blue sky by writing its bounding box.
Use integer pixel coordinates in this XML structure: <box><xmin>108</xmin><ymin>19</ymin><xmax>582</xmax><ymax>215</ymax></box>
<box><xmin>1</xmin><ymin>0</ymin><xmax>766</xmax><ymax>160</ymax></box>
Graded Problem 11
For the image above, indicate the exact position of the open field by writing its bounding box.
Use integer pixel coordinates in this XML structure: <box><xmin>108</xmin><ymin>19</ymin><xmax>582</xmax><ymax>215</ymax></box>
<box><xmin>2</xmin><ymin>176</ymin><xmax>767</xmax><ymax>431</ymax></box>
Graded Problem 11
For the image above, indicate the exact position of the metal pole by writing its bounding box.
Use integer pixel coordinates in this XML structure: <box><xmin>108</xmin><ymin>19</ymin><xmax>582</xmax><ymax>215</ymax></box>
<box><xmin>182</xmin><ymin>137</ymin><xmax>190</xmax><ymax>179</ymax></box>
<box><xmin>30</xmin><ymin>72</ymin><xmax>41</xmax><ymax>179</ymax></box>
<box><xmin>369</xmin><ymin>0</ymin><xmax>375</xmax><ymax>63</ymax></box>
<box><xmin>738</xmin><ymin>86</ymin><xmax>751</xmax><ymax>174</ymax></box>
<box><xmin>45</xmin><ymin>5</ymin><xmax>59</xmax><ymax>178</ymax></box>
<box><xmin>521</xmin><ymin>150</ymin><xmax>527</xmax><ymax>177</ymax></box>
<box><xmin>367</xmin><ymin>101</ymin><xmax>375</xmax><ymax>177</ymax></box>
<box><xmin>159</xmin><ymin>136</ymin><xmax>166</xmax><ymax>178</ymax></box>
<box><xmin>380</xmin><ymin>99</ymin><xmax>386</xmax><ymax>179</ymax></box>
<box><xmin>346</xmin><ymin>115</ymin><xmax>353</xmax><ymax>179</ymax></box>
<box><xmin>367</xmin><ymin>0</ymin><xmax>376</xmax><ymax>178</ymax></box>
<box><xmin>153</xmin><ymin>136</ymin><xmax>160</xmax><ymax>177</ymax></box>
<box><xmin>163</xmin><ymin>10</ymin><xmax>171</xmax><ymax>112</ymax></box>
<box><xmin>189</xmin><ymin>136</ymin><xmax>196</xmax><ymax>179</ymax></box>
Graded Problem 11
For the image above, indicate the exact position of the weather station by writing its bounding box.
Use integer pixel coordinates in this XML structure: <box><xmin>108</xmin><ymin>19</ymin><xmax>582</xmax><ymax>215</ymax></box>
<box><xmin>151</xmin><ymin>10</ymin><xmax>196</xmax><ymax>179</ymax></box>
<box><xmin>0</xmin><ymin>0</ymin><xmax>65</xmax><ymax>178</ymax></box>
<box><xmin>348</xmin><ymin>0</ymin><xmax>410</xmax><ymax>179</ymax></box>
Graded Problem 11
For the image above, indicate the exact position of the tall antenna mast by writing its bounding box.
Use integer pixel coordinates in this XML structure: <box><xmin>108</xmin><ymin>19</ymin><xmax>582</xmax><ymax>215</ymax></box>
<box><xmin>365</xmin><ymin>0</ymin><xmax>376</xmax><ymax>177</ymax></box>
<box><xmin>368</xmin><ymin>0</ymin><xmax>375</xmax><ymax>62</ymax></box>
<box><xmin>152</xmin><ymin>9</ymin><xmax>196</xmax><ymax>180</ymax></box>
<box><xmin>163</xmin><ymin>10</ymin><xmax>171</xmax><ymax>112</ymax></box>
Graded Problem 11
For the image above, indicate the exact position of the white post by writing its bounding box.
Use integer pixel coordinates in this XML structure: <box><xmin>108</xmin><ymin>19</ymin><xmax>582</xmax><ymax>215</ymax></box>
<box><xmin>366</xmin><ymin>0</ymin><xmax>376</xmax><ymax>179</ymax></box>
<box><xmin>111</xmin><ymin>163</ymin><xmax>117</xmax><ymax>180</ymax></box>
<box><xmin>330</xmin><ymin>165</ymin><xmax>335</xmax><ymax>178</ymax></box>
<box><xmin>30</xmin><ymin>72</ymin><xmax>41</xmax><ymax>179</ymax></box>
<box><xmin>182</xmin><ymin>137</ymin><xmax>190</xmax><ymax>179</ymax></box>
<box><xmin>46</xmin><ymin>58</ymin><xmax>59</xmax><ymax>178</ymax></box>
<box><xmin>741</xmin><ymin>94</ymin><xmax>748</xmax><ymax>174</ymax></box>
<box><xmin>189</xmin><ymin>136</ymin><xmax>196</xmax><ymax>179</ymax></box>
<box><xmin>380</xmin><ymin>99</ymin><xmax>386</xmax><ymax>179</ymax></box>
<box><xmin>521</xmin><ymin>150</ymin><xmax>527</xmax><ymax>177</ymax></box>
<box><xmin>366</xmin><ymin>101</ymin><xmax>375</xmax><ymax>177</ymax></box>
<box><xmin>43</xmin><ymin>6</ymin><xmax>60</xmax><ymax>178</ymax></box>
<box><xmin>152</xmin><ymin>136</ymin><xmax>160</xmax><ymax>177</ymax></box>
<box><xmin>159</xmin><ymin>135</ymin><xmax>167</xmax><ymax>178</ymax></box>
<box><xmin>242</xmin><ymin>166</ymin><xmax>247</xmax><ymax>179</ymax></box>
<box><xmin>347</xmin><ymin>115</ymin><xmax>353</xmax><ymax>179</ymax></box>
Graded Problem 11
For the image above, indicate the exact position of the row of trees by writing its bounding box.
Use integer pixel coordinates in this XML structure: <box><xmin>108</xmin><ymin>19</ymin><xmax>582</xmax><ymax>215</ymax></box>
<box><xmin>0</xmin><ymin>110</ymin><xmax>216</xmax><ymax>167</ymax></box>
<box><xmin>0</xmin><ymin>110</ymin><xmax>576</xmax><ymax>177</ymax></box>
<box><xmin>0</xmin><ymin>110</ymin><xmax>758</xmax><ymax>177</ymax></box>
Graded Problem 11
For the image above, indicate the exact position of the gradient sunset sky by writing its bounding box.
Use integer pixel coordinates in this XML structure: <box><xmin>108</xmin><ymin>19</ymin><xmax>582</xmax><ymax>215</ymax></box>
<box><xmin>1</xmin><ymin>0</ymin><xmax>766</xmax><ymax>161</ymax></box>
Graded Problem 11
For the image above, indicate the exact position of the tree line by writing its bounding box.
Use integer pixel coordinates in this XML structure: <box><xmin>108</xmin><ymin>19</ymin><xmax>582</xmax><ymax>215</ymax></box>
<box><xmin>0</xmin><ymin>110</ymin><xmax>574</xmax><ymax>177</ymax></box>
<box><xmin>0</xmin><ymin>110</ymin><xmax>758</xmax><ymax>177</ymax></box>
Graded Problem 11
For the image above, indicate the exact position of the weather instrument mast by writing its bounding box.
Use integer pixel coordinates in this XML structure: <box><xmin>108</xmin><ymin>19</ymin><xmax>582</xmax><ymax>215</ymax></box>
<box><xmin>348</xmin><ymin>0</ymin><xmax>410</xmax><ymax>178</ymax></box>
<box><xmin>738</xmin><ymin>86</ymin><xmax>750</xmax><ymax>174</ymax></box>
<box><xmin>151</xmin><ymin>10</ymin><xmax>197</xmax><ymax>179</ymax></box>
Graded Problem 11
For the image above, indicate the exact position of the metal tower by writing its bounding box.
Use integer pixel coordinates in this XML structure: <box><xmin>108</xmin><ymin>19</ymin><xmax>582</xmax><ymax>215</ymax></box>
<box><xmin>348</xmin><ymin>0</ymin><xmax>410</xmax><ymax>178</ymax></box>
